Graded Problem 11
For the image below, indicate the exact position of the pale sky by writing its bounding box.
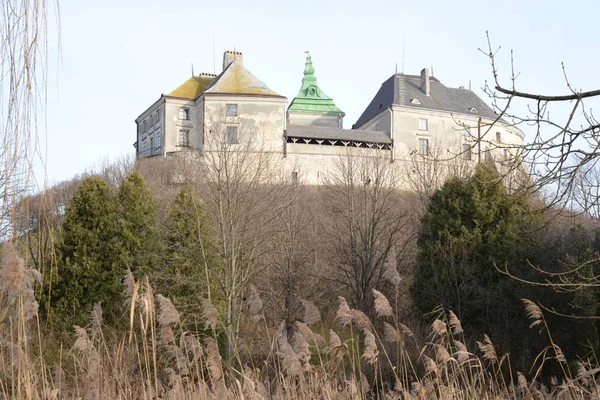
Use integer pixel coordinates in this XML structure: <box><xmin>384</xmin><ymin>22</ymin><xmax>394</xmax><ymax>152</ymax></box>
<box><xmin>39</xmin><ymin>0</ymin><xmax>600</xmax><ymax>186</ymax></box>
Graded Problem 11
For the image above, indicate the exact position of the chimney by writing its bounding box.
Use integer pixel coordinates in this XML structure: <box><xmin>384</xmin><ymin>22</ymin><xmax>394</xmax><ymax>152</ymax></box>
<box><xmin>199</xmin><ymin>72</ymin><xmax>217</xmax><ymax>79</ymax></box>
<box><xmin>222</xmin><ymin>50</ymin><xmax>243</xmax><ymax>71</ymax></box>
<box><xmin>420</xmin><ymin>68</ymin><xmax>430</xmax><ymax>96</ymax></box>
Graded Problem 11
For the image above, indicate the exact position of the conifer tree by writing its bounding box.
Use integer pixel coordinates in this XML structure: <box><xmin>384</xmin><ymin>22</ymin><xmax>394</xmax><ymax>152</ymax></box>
<box><xmin>50</xmin><ymin>176</ymin><xmax>124</xmax><ymax>329</ymax></box>
<box><xmin>161</xmin><ymin>187</ymin><xmax>220</xmax><ymax>318</ymax></box>
<box><xmin>411</xmin><ymin>164</ymin><xmax>537</xmax><ymax>360</ymax></box>
<box><xmin>117</xmin><ymin>171</ymin><xmax>159</xmax><ymax>277</ymax></box>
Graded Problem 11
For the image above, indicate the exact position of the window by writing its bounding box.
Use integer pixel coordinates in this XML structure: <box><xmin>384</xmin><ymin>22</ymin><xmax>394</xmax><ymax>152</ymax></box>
<box><xmin>226</xmin><ymin>104</ymin><xmax>238</xmax><ymax>116</ymax></box>
<box><xmin>503</xmin><ymin>149</ymin><xmax>508</xmax><ymax>161</ymax></box>
<box><xmin>178</xmin><ymin>130</ymin><xmax>190</xmax><ymax>147</ymax></box>
<box><xmin>143</xmin><ymin>121</ymin><xmax>147</xmax><ymax>132</ymax></box>
<box><xmin>155</xmin><ymin>131</ymin><xmax>161</xmax><ymax>147</ymax></box>
<box><xmin>496</xmin><ymin>132</ymin><xmax>502</xmax><ymax>143</ymax></box>
<box><xmin>291</xmin><ymin>171</ymin><xmax>298</xmax><ymax>184</ymax></box>
<box><xmin>150</xmin><ymin>137</ymin><xmax>154</xmax><ymax>151</ymax></box>
<box><xmin>469</xmin><ymin>107</ymin><xmax>478</xmax><ymax>113</ymax></box>
<box><xmin>418</xmin><ymin>138</ymin><xmax>429</xmax><ymax>155</ymax></box>
<box><xmin>462</xmin><ymin>127</ymin><xmax>471</xmax><ymax>137</ymax></box>
<box><xmin>142</xmin><ymin>140</ymin><xmax>147</xmax><ymax>150</ymax></box>
<box><xmin>411</xmin><ymin>98</ymin><xmax>422</xmax><ymax>105</ymax></box>
<box><xmin>462</xmin><ymin>144</ymin><xmax>472</xmax><ymax>160</ymax></box>
<box><xmin>179</xmin><ymin>107</ymin><xmax>190</xmax><ymax>120</ymax></box>
<box><xmin>226</xmin><ymin>125</ymin><xmax>238</xmax><ymax>144</ymax></box>
<box><xmin>418</xmin><ymin>118</ymin><xmax>428</xmax><ymax>131</ymax></box>
<box><xmin>156</xmin><ymin>112</ymin><xmax>160</xmax><ymax>122</ymax></box>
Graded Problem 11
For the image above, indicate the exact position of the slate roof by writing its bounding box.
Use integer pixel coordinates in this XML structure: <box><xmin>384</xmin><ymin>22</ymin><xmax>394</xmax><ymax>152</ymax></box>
<box><xmin>354</xmin><ymin>74</ymin><xmax>503</xmax><ymax>128</ymax></box>
<box><xmin>287</xmin><ymin>125</ymin><xmax>391</xmax><ymax>144</ymax></box>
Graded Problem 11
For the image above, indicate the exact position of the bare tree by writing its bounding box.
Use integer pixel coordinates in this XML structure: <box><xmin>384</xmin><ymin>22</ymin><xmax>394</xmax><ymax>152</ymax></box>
<box><xmin>1</xmin><ymin>0</ymin><xmax>59</xmax><ymax>239</ymax></box>
<box><xmin>481</xmin><ymin>32</ymin><xmax>600</xmax><ymax>212</ymax></box>
<box><xmin>260</xmin><ymin>181</ymin><xmax>325</xmax><ymax>334</ymax></box>
<box><xmin>404</xmin><ymin>138</ymin><xmax>473</xmax><ymax>219</ymax></box>
<box><xmin>323</xmin><ymin>149</ymin><xmax>412</xmax><ymax>313</ymax></box>
<box><xmin>85</xmin><ymin>153</ymin><xmax>135</xmax><ymax>188</ymax></box>
<box><xmin>192</xmin><ymin>116</ymin><xmax>294</xmax><ymax>363</ymax></box>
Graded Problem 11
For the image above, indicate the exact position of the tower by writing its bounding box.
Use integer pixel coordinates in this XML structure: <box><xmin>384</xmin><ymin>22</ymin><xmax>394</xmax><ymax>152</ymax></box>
<box><xmin>287</xmin><ymin>53</ymin><xmax>345</xmax><ymax>128</ymax></box>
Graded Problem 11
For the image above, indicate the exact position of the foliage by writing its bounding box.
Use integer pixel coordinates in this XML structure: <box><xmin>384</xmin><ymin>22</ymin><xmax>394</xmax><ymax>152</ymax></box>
<box><xmin>49</xmin><ymin>176</ymin><xmax>125</xmax><ymax>329</ymax></box>
<box><xmin>529</xmin><ymin>224</ymin><xmax>600</xmax><ymax>364</ymax></box>
<box><xmin>412</xmin><ymin>164</ymin><xmax>538</xmax><ymax>360</ymax></box>
<box><xmin>161</xmin><ymin>187</ymin><xmax>220</xmax><ymax>320</ymax></box>
<box><xmin>117</xmin><ymin>172</ymin><xmax>160</xmax><ymax>277</ymax></box>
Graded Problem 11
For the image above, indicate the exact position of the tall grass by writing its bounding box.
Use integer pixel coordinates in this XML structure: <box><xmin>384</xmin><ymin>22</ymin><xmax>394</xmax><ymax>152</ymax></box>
<box><xmin>0</xmin><ymin>242</ymin><xmax>598</xmax><ymax>399</ymax></box>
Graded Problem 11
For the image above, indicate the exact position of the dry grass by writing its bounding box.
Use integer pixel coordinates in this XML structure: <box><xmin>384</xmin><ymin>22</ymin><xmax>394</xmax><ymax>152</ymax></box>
<box><xmin>0</xmin><ymin>243</ymin><xmax>598</xmax><ymax>399</ymax></box>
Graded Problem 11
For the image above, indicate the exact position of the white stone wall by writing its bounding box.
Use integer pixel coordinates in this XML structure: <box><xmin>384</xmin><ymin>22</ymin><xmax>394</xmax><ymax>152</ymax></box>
<box><xmin>203</xmin><ymin>95</ymin><xmax>287</xmax><ymax>153</ymax></box>
<box><xmin>163</xmin><ymin>97</ymin><xmax>201</xmax><ymax>155</ymax></box>
<box><xmin>386</xmin><ymin>105</ymin><xmax>524</xmax><ymax>162</ymax></box>
<box><xmin>136</xmin><ymin>100</ymin><xmax>165</xmax><ymax>158</ymax></box>
<box><xmin>287</xmin><ymin>112</ymin><xmax>342</xmax><ymax>128</ymax></box>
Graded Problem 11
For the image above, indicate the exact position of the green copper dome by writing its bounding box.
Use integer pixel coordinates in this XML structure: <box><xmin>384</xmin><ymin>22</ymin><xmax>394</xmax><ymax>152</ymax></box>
<box><xmin>287</xmin><ymin>53</ymin><xmax>345</xmax><ymax>116</ymax></box>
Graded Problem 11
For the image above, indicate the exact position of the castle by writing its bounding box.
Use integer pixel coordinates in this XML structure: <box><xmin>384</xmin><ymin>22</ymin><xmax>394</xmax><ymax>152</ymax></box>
<box><xmin>134</xmin><ymin>50</ymin><xmax>525</xmax><ymax>185</ymax></box>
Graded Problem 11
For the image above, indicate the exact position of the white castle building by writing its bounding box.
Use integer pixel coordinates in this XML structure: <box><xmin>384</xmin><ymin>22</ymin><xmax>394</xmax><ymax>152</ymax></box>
<box><xmin>134</xmin><ymin>50</ymin><xmax>525</xmax><ymax>185</ymax></box>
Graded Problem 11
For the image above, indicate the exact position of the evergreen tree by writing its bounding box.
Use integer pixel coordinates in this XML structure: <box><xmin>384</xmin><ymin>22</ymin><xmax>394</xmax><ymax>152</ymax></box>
<box><xmin>50</xmin><ymin>176</ymin><xmax>124</xmax><ymax>329</ymax></box>
<box><xmin>117</xmin><ymin>172</ymin><xmax>159</xmax><ymax>277</ymax></box>
<box><xmin>531</xmin><ymin>224</ymin><xmax>599</xmax><ymax>365</ymax></box>
<box><xmin>160</xmin><ymin>188</ymin><xmax>220</xmax><ymax>318</ymax></box>
<box><xmin>412</xmin><ymin>164</ymin><xmax>537</xmax><ymax>361</ymax></box>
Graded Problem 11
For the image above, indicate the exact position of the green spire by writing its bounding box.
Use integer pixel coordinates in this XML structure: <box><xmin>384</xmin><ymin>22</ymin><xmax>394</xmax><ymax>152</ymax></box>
<box><xmin>288</xmin><ymin>52</ymin><xmax>344</xmax><ymax>116</ymax></box>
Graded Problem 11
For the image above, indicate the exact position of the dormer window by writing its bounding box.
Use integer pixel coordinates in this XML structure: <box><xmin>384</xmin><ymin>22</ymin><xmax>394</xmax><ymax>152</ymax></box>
<box><xmin>179</xmin><ymin>107</ymin><xmax>190</xmax><ymax>120</ymax></box>
<box><xmin>411</xmin><ymin>99</ymin><xmax>422</xmax><ymax>105</ymax></box>
<box><xmin>469</xmin><ymin>107</ymin><xmax>478</xmax><ymax>113</ymax></box>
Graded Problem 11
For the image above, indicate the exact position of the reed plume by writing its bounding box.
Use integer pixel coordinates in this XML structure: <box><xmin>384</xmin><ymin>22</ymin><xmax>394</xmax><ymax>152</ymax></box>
<box><xmin>382</xmin><ymin>247</ymin><xmax>402</xmax><ymax>287</ymax></box>
<box><xmin>329</xmin><ymin>329</ymin><xmax>341</xmax><ymax>349</ymax></box>
<box><xmin>383</xmin><ymin>322</ymin><xmax>402</xmax><ymax>344</ymax></box>
<box><xmin>350</xmin><ymin>309</ymin><xmax>372</xmax><ymax>332</ymax></box>
<box><xmin>448</xmin><ymin>310</ymin><xmax>463</xmax><ymax>336</ymax></box>
<box><xmin>277</xmin><ymin>334</ymin><xmax>302</xmax><ymax>377</ymax></box>
<box><xmin>300</xmin><ymin>299</ymin><xmax>321</xmax><ymax>325</ymax></box>
<box><xmin>477</xmin><ymin>334</ymin><xmax>497</xmax><ymax>363</ymax></box>
<box><xmin>335</xmin><ymin>296</ymin><xmax>352</xmax><ymax>327</ymax></box>
<box><xmin>204</xmin><ymin>337</ymin><xmax>223</xmax><ymax>382</ymax></box>
<box><xmin>156</xmin><ymin>294</ymin><xmax>180</xmax><ymax>326</ymax></box>
<box><xmin>372</xmin><ymin>289</ymin><xmax>393</xmax><ymax>318</ymax></box>
<box><xmin>245</xmin><ymin>284</ymin><xmax>263</xmax><ymax>315</ymax></box>
<box><xmin>200</xmin><ymin>296</ymin><xmax>218</xmax><ymax>330</ymax></box>
<box><xmin>362</xmin><ymin>330</ymin><xmax>378</xmax><ymax>364</ymax></box>
<box><xmin>522</xmin><ymin>298</ymin><xmax>543</xmax><ymax>328</ymax></box>
<box><xmin>431</xmin><ymin>319</ymin><xmax>447</xmax><ymax>337</ymax></box>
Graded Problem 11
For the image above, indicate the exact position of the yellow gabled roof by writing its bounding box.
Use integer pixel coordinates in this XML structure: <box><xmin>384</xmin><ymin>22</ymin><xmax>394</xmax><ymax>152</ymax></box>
<box><xmin>204</xmin><ymin>61</ymin><xmax>282</xmax><ymax>97</ymax></box>
<box><xmin>167</xmin><ymin>76</ymin><xmax>214</xmax><ymax>99</ymax></box>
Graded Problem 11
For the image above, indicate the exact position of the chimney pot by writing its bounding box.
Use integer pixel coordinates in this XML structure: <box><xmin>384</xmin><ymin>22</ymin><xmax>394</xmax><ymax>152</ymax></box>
<box><xmin>420</xmin><ymin>68</ymin><xmax>430</xmax><ymax>96</ymax></box>
<box><xmin>222</xmin><ymin>50</ymin><xmax>243</xmax><ymax>71</ymax></box>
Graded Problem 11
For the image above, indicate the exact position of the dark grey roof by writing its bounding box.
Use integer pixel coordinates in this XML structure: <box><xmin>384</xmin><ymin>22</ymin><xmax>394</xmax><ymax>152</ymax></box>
<box><xmin>287</xmin><ymin>125</ymin><xmax>391</xmax><ymax>144</ymax></box>
<box><xmin>354</xmin><ymin>74</ymin><xmax>503</xmax><ymax>128</ymax></box>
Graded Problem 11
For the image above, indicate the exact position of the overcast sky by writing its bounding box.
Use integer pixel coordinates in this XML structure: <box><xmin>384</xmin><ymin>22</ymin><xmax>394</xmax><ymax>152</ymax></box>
<box><xmin>38</xmin><ymin>0</ymin><xmax>600</xmax><ymax>186</ymax></box>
